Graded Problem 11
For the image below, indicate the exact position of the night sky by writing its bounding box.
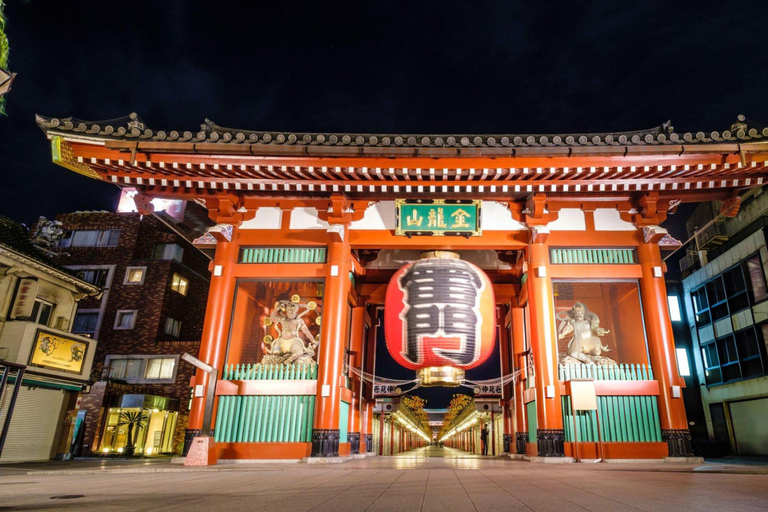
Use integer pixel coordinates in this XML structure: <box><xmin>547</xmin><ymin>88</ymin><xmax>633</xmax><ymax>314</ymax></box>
<box><xmin>2</xmin><ymin>2</ymin><xmax>768</xmax><ymax>406</ymax></box>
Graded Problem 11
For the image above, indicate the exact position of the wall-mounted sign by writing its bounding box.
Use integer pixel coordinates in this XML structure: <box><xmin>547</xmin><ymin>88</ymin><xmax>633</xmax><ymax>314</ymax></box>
<box><xmin>11</xmin><ymin>278</ymin><xmax>38</xmax><ymax>319</ymax></box>
<box><xmin>395</xmin><ymin>199</ymin><xmax>481</xmax><ymax>237</ymax></box>
<box><xmin>29</xmin><ymin>330</ymin><xmax>89</xmax><ymax>375</ymax></box>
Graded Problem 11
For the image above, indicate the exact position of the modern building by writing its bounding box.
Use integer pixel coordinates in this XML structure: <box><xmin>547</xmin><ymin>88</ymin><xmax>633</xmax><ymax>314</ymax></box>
<box><xmin>0</xmin><ymin>215</ymin><xmax>99</xmax><ymax>462</ymax></box>
<box><xmin>50</xmin><ymin>207</ymin><xmax>211</xmax><ymax>456</ymax></box>
<box><xmin>670</xmin><ymin>192</ymin><xmax>768</xmax><ymax>456</ymax></box>
<box><xmin>37</xmin><ymin>112</ymin><xmax>768</xmax><ymax>462</ymax></box>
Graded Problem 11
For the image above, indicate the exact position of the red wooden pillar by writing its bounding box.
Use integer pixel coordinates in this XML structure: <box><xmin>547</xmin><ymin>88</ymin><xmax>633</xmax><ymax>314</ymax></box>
<box><xmin>637</xmin><ymin>239</ymin><xmax>693</xmax><ymax>457</ymax></box>
<box><xmin>511</xmin><ymin>306</ymin><xmax>527</xmax><ymax>455</ymax></box>
<box><xmin>527</xmin><ymin>240</ymin><xmax>565</xmax><ymax>457</ymax></box>
<box><xmin>498</xmin><ymin>306</ymin><xmax>513</xmax><ymax>453</ymax></box>
<box><xmin>187</xmin><ymin>231</ymin><xmax>239</xmax><ymax>439</ymax></box>
<box><xmin>347</xmin><ymin>304</ymin><xmax>366</xmax><ymax>454</ymax></box>
<box><xmin>312</xmin><ymin>234</ymin><xmax>351</xmax><ymax>457</ymax></box>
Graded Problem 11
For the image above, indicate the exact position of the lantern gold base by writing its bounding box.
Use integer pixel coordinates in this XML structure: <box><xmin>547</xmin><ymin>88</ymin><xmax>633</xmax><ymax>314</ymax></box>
<box><xmin>417</xmin><ymin>367</ymin><xmax>465</xmax><ymax>387</ymax></box>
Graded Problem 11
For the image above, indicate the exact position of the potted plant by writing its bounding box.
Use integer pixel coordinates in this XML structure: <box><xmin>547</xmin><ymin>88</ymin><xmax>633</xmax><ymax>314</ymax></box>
<box><xmin>116</xmin><ymin>411</ymin><xmax>148</xmax><ymax>457</ymax></box>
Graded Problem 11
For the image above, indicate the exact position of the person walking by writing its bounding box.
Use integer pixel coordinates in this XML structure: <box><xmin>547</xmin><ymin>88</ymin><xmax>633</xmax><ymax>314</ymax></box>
<box><xmin>480</xmin><ymin>425</ymin><xmax>489</xmax><ymax>455</ymax></box>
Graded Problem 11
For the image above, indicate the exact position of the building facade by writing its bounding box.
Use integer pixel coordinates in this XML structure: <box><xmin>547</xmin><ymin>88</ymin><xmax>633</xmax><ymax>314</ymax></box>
<box><xmin>675</xmin><ymin>192</ymin><xmax>768</xmax><ymax>456</ymax></box>
<box><xmin>51</xmin><ymin>209</ymin><xmax>210</xmax><ymax>456</ymax></box>
<box><xmin>0</xmin><ymin>215</ymin><xmax>99</xmax><ymax>462</ymax></box>
<box><xmin>37</xmin><ymin>113</ymin><xmax>768</xmax><ymax>461</ymax></box>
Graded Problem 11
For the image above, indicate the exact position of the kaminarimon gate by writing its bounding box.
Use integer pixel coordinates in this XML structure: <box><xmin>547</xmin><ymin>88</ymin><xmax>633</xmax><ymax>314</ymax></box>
<box><xmin>38</xmin><ymin>113</ymin><xmax>768</xmax><ymax>462</ymax></box>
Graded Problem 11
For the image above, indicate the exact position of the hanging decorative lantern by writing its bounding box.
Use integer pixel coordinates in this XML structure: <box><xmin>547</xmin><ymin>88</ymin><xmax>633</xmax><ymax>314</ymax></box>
<box><xmin>384</xmin><ymin>251</ymin><xmax>496</xmax><ymax>386</ymax></box>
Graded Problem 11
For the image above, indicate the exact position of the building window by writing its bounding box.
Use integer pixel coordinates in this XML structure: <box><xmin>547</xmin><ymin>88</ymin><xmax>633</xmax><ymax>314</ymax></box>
<box><xmin>667</xmin><ymin>295</ymin><xmax>682</xmax><ymax>322</ymax></box>
<box><xmin>691</xmin><ymin>256</ymin><xmax>768</xmax><ymax>386</ymax></box>
<box><xmin>164</xmin><ymin>317</ymin><xmax>182</xmax><ymax>337</ymax></box>
<box><xmin>153</xmin><ymin>243</ymin><xmax>183</xmax><ymax>262</ymax></box>
<box><xmin>675</xmin><ymin>348</ymin><xmax>691</xmax><ymax>377</ymax></box>
<box><xmin>76</xmin><ymin>268</ymin><xmax>109</xmax><ymax>287</ymax></box>
<box><xmin>108</xmin><ymin>358</ymin><xmax>144</xmax><ymax>380</ymax></box>
<box><xmin>745</xmin><ymin>255</ymin><xmax>768</xmax><ymax>303</ymax></box>
<box><xmin>61</xmin><ymin>229</ymin><xmax>120</xmax><ymax>248</ymax></box>
<box><xmin>170</xmin><ymin>273</ymin><xmax>188</xmax><ymax>295</ymax></box>
<box><xmin>105</xmin><ymin>355</ymin><xmax>178</xmax><ymax>382</ymax></box>
<box><xmin>29</xmin><ymin>299</ymin><xmax>54</xmax><ymax>326</ymax></box>
<box><xmin>124</xmin><ymin>266</ymin><xmax>146</xmax><ymax>285</ymax></box>
<box><xmin>114</xmin><ymin>310</ymin><xmax>137</xmax><ymax>330</ymax></box>
<box><xmin>72</xmin><ymin>312</ymin><xmax>99</xmax><ymax>335</ymax></box>
<box><xmin>145</xmin><ymin>358</ymin><xmax>176</xmax><ymax>380</ymax></box>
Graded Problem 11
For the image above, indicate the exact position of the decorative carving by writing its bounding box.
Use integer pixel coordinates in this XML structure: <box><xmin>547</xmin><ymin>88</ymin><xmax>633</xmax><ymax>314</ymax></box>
<box><xmin>515</xmin><ymin>432</ymin><xmax>527</xmax><ymax>455</ymax></box>
<box><xmin>536</xmin><ymin>429</ymin><xmax>565</xmax><ymax>457</ymax></box>
<box><xmin>642</xmin><ymin>225</ymin><xmax>668</xmax><ymax>244</ymax></box>
<box><xmin>33</xmin><ymin>216</ymin><xmax>66</xmax><ymax>248</ymax></box>
<box><xmin>261</xmin><ymin>294</ymin><xmax>321</xmax><ymax>365</ymax></box>
<box><xmin>349</xmin><ymin>432</ymin><xmax>361</xmax><ymax>454</ymax></box>
<box><xmin>662</xmin><ymin>429</ymin><xmax>694</xmax><ymax>457</ymax></box>
<box><xmin>311</xmin><ymin>428</ymin><xmax>340</xmax><ymax>457</ymax></box>
<box><xmin>557</xmin><ymin>302</ymin><xmax>617</xmax><ymax>366</ymax></box>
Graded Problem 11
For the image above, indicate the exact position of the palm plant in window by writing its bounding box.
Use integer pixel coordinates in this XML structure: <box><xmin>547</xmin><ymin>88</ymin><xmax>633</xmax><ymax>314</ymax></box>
<box><xmin>116</xmin><ymin>411</ymin><xmax>148</xmax><ymax>457</ymax></box>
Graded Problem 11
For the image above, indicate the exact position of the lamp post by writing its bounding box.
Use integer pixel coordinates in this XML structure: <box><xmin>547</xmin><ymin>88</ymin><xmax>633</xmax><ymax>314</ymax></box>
<box><xmin>181</xmin><ymin>353</ymin><xmax>218</xmax><ymax>465</ymax></box>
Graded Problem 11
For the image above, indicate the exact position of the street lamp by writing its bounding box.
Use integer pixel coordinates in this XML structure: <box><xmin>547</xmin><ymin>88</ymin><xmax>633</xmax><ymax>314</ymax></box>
<box><xmin>181</xmin><ymin>353</ymin><xmax>218</xmax><ymax>465</ymax></box>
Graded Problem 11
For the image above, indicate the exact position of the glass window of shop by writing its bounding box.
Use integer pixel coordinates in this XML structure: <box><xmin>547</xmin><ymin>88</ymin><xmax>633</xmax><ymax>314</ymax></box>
<box><xmin>99</xmin><ymin>408</ymin><xmax>179</xmax><ymax>455</ymax></box>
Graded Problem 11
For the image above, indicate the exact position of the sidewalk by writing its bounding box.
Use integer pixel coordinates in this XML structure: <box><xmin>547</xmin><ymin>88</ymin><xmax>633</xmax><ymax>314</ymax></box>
<box><xmin>2</xmin><ymin>448</ymin><xmax>767</xmax><ymax>476</ymax></box>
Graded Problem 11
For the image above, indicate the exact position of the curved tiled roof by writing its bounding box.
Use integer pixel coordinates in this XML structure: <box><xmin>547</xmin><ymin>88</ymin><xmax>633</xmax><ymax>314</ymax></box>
<box><xmin>35</xmin><ymin>113</ymin><xmax>768</xmax><ymax>149</ymax></box>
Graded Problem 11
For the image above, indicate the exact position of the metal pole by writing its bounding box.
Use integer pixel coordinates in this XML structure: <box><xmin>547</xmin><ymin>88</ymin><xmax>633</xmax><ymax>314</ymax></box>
<box><xmin>201</xmin><ymin>368</ymin><xmax>218</xmax><ymax>437</ymax></box>
<box><xmin>0</xmin><ymin>367</ymin><xmax>25</xmax><ymax>458</ymax></box>
<box><xmin>571</xmin><ymin>397</ymin><xmax>580</xmax><ymax>462</ymax></box>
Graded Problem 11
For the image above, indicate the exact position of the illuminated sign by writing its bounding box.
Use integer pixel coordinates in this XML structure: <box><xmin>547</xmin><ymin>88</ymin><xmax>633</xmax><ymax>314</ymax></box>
<box><xmin>395</xmin><ymin>199</ymin><xmax>481</xmax><ymax>237</ymax></box>
<box><xmin>29</xmin><ymin>330</ymin><xmax>89</xmax><ymax>375</ymax></box>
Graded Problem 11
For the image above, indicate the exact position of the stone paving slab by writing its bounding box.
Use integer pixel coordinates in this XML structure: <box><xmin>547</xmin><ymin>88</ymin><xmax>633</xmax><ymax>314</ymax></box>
<box><xmin>1</xmin><ymin>450</ymin><xmax>767</xmax><ymax>512</ymax></box>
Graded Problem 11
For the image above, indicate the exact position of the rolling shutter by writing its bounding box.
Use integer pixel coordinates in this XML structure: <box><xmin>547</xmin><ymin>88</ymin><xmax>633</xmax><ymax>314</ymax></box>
<box><xmin>730</xmin><ymin>398</ymin><xmax>768</xmax><ymax>455</ymax></box>
<box><xmin>0</xmin><ymin>386</ymin><xmax>67</xmax><ymax>462</ymax></box>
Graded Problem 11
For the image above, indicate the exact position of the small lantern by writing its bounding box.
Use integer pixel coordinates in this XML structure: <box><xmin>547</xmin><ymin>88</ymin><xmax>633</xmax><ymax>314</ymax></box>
<box><xmin>384</xmin><ymin>251</ymin><xmax>496</xmax><ymax>386</ymax></box>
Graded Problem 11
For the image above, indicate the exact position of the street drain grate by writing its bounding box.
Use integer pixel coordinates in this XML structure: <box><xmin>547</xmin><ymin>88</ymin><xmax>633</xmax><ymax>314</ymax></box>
<box><xmin>50</xmin><ymin>495</ymin><xmax>85</xmax><ymax>500</ymax></box>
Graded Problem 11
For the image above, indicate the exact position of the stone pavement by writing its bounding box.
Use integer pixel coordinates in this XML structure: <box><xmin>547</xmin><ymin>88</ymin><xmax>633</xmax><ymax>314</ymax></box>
<box><xmin>1</xmin><ymin>447</ymin><xmax>767</xmax><ymax>511</ymax></box>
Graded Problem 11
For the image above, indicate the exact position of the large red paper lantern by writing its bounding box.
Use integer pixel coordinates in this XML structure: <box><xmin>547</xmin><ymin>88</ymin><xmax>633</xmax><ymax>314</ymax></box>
<box><xmin>384</xmin><ymin>251</ymin><xmax>496</xmax><ymax>386</ymax></box>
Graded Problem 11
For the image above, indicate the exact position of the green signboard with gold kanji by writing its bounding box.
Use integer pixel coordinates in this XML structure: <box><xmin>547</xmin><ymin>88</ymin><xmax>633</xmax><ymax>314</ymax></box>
<box><xmin>395</xmin><ymin>199</ymin><xmax>482</xmax><ymax>237</ymax></box>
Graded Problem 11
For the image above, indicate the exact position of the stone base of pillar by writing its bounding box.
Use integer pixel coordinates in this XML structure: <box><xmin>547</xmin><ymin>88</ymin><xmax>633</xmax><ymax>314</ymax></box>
<box><xmin>349</xmin><ymin>432</ymin><xmax>361</xmax><ymax>454</ymax></box>
<box><xmin>183</xmin><ymin>429</ymin><xmax>200</xmax><ymax>456</ymax></box>
<box><xmin>364</xmin><ymin>433</ymin><xmax>373</xmax><ymax>453</ymax></box>
<box><xmin>662</xmin><ymin>429</ymin><xmax>695</xmax><ymax>457</ymax></box>
<box><xmin>311</xmin><ymin>428</ymin><xmax>340</xmax><ymax>457</ymax></box>
<box><xmin>502</xmin><ymin>433</ymin><xmax>512</xmax><ymax>453</ymax></box>
<box><xmin>515</xmin><ymin>432</ymin><xmax>528</xmax><ymax>455</ymax></box>
<box><xmin>536</xmin><ymin>429</ymin><xmax>565</xmax><ymax>457</ymax></box>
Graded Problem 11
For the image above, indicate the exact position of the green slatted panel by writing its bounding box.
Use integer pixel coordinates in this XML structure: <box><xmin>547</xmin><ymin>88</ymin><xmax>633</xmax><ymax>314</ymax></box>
<box><xmin>561</xmin><ymin>395</ymin><xmax>662</xmax><ymax>443</ymax></box>
<box><xmin>215</xmin><ymin>395</ymin><xmax>316</xmax><ymax>443</ymax></box>
<box><xmin>223</xmin><ymin>363</ymin><xmax>317</xmax><ymax>380</ymax></box>
<box><xmin>558</xmin><ymin>364</ymin><xmax>652</xmax><ymax>381</ymax></box>
<box><xmin>526</xmin><ymin>401</ymin><xmax>537</xmax><ymax>443</ymax></box>
<box><xmin>239</xmin><ymin>247</ymin><xmax>327</xmax><ymax>264</ymax></box>
<box><xmin>549</xmin><ymin>248</ymin><xmax>637</xmax><ymax>264</ymax></box>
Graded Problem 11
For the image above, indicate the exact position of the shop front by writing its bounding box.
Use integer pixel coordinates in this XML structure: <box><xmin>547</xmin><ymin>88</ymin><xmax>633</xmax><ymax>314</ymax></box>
<box><xmin>98</xmin><ymin>394</ymin><xmax>179</xmax><ymax>456</ymax></box>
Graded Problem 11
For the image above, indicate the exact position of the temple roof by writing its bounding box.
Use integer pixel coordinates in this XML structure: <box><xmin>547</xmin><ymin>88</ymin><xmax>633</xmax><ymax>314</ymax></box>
<box><xmin>36</xmin><ymin>113</ymin><xmax>768</xmax><ymax>152</ymax></box>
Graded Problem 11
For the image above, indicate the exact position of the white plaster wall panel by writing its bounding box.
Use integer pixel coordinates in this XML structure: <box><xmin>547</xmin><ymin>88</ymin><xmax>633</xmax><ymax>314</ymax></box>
<box><xmin>289</xmin><ymin>207</ymin><xmax>329</xmax><ymax>230</ymax></box>
<box><xmin>350</xmin><ymin>201</ymin><xmax>396</xmax><ymax>230</ymax></box>
<box><xmin>753</xmin><ymin>301</ymin><xmax>768</xmax><ymax>325</ymax></box>
<box><xmin>481</xmin><ymin>201</ymin><xmax>526</xmax><ymax>231</ymax></box>
<box><xmin>714</xmin><ymin>317</ymin><xmax>733</xmax><ymax>338</ymax></box>
<box><xmin>240</xmin><ymin>207</ymin><xmax>282</xmax><ymax>230</ymax></box>
<box><xmin>593</xmin><ymin>208</ymin><xmax>636</xmax><ymax>231</ymax></box>
<box><xmin>546</xmin><ymin>208</ymin><xmax>586</xmax><ymax>231</ymax></box>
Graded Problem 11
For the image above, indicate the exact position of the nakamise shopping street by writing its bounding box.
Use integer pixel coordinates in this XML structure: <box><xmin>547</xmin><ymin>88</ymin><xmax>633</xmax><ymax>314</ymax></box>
<box><xmin>36</xmin><ymin>113</ymin><xmax>768</xmax><ymax>463</ymax></box>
